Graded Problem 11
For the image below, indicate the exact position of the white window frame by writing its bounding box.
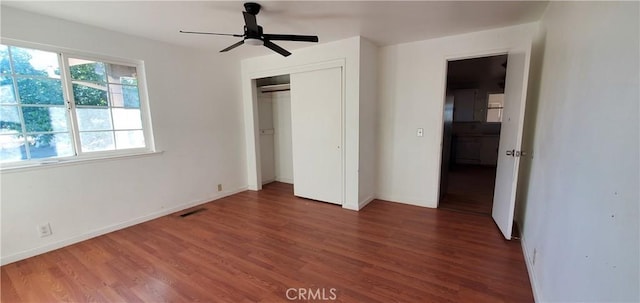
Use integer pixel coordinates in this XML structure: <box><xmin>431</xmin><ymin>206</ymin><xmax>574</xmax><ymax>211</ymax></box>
<box><xmin>0</xmin><ymin>39</ymin><xmax>156</xmax><ymax>170</ymax></box>
<box><xmin>486</xmin><ymin>92</ymin><xmax>505</xmax><ymax>123</ymax></box>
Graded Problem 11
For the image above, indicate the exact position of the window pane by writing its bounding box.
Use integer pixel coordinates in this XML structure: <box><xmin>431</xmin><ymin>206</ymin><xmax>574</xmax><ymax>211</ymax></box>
<box><xmin>1</xmin><ymin>106</ymin><xmax>22</xmax><ymax>131</ymax></box>
<box><xmin>112</xmin><ymin>108</ymin><xmax>142</xmax><ymax>130</ymax></box>
<box><xmin>22</xmin><ymin>106</ymin><xmax>68</xmax><ymax>132</ymax></box>
<box><xmin>16</xmin><ymin>77</ymin><xmax>64</xmax><ymax>105</ymax></box>
<box><xmin>109</xmin><ymin>84</ymin><xmax>140</xmax><ymax>108</ymax></box>
<box><xmin>0</xmin><ymin>133</ymin><xmax>26</xmax><ymax>162</ymax></box>
<box><xmin>107</xmin><ymin>64</ymin><xmax>137</xmax><ymax>84</ymax></box>
<box><xmin>72</xmin><ymin>82</ymin><xmax>108</xmax><ymax>106</ymax></box>
<box><xmin>487</xmin><ymin>94</ymin><xmax>504</xmax><ymax>108</ymax></box>
<box><xmin>80</xmin><ymin>131</ymin><xmax>114</xmax><ymax>152</ymax></box>
<box><xmin>76</xmin><ymin>108</ymin><xmax>112</xmax><ymax>131</ymax></box>
<box><xmin>28</xmin><ymin>133</ymin><xmax>74</xmax><ymax>159</ymax></box>
<box><xmin>0</xmin><ymin>45</ymin><xmax>152</xmax><ymax>163</ymax></box>
<box><xmin>486</xmin><ymin>108</ymin><xmax>503</xmax><ymax>123</ymax></box>
<box><xmin>9</xmin><ymin>46</ymin><xmax>60</xmax><ymax>77</ymax></box>
<box><xmin>68</xmin><ymin>59</ymin><xmax>106</xmax><ymax>83</ymax></box>
<box><xmin>0</xmin><ymin>77</ymin><xmax>16</xmax><ymax>104</ymax></box>
<box><xmin>115</xmin><ymin>130</ymin><xmax>144</xmax><ymax>149</ymax></box>
<box><xmin>0</xmin><ymin>45</ymin><xmax>10</xmax><ymax>74</ymax></box>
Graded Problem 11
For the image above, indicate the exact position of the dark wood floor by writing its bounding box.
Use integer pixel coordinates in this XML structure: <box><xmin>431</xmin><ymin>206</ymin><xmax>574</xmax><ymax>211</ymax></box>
<box><xmin>439</xmin><ymin>164</ymin><xmax>497</xmax><ymax>215</ymax></box>
<box><xmin>1</xmin><ymin>182</ymin><xmax>533</xmax><ymax>302</ymax></box>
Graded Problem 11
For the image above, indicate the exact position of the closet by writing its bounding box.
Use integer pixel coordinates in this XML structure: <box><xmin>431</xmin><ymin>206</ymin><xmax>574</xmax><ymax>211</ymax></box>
<box><xmin>257</xmin><ymin>75</ymin><xmax>293</xmax><ymax>185</ymax></box>
<box><xmin>256</xmin><ymin>67</ymin><xmax>343</xmax><ymax>205</ymax></box>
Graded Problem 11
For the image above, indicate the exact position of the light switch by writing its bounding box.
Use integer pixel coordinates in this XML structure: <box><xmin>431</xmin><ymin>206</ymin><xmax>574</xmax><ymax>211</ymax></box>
<box><xmin>417</xmin><ymin>128</ymin><xmax>424</xmax><ymax>137</ymax></box>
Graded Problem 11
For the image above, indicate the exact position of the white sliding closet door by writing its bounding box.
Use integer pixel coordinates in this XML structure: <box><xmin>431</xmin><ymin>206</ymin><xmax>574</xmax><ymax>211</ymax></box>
<box><xmin>290</xmin><ymin>67</ymin><xmax>343</xmax><ymax>205</ymax></box>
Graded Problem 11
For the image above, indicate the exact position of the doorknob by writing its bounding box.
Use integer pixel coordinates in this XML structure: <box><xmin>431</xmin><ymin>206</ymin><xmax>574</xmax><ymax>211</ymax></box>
<box><xmin>506</xmin><ymin>150</ymin><xmax>527</xmax><ymax>157</ymax></box>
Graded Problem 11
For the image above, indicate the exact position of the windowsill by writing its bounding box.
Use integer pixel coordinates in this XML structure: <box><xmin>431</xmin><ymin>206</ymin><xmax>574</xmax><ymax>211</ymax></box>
<box><xmin>0</xmin><ymin>150</ymin><xmax>164</xmax><ymax>173</ymax></box>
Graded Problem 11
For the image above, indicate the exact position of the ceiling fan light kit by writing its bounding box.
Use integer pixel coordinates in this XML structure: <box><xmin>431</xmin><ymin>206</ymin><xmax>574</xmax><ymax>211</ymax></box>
<box><xmin>180</xmin><ymin>2</ymin><xmax>319</xmax><ymax>57</ymax></box>
<box><xmin>245</xmin><ymin>38</ymin><xmax>263</xmax><ymax>46</ymax></box>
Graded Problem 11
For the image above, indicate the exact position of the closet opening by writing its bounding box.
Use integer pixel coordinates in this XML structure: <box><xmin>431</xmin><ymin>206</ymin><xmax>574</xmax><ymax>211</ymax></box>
<box><xmin>256</xmin><ymin>75</ymin><xmax>293</xmax><ymax>189</ymax></box>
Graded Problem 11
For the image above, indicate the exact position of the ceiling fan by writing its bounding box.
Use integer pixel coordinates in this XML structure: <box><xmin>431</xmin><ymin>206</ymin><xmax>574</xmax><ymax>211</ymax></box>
<box><xmin>180</xmin><ymin>2</ymin><xmax>319</xmax><ymax>57</ymax></box>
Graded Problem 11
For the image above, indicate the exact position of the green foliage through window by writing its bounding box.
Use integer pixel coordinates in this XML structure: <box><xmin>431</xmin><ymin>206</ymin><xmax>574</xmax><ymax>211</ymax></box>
<box><xmin>0</xmin><ymin>44</ymin><xmax>148</xmax><ymax>164</ymax></box>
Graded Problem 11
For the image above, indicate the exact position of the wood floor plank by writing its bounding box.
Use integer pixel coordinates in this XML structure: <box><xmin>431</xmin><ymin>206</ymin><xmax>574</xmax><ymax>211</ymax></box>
<box><xmin>1</xmin><ymin>182</ymin><xmax>533</xmax><ymax>302</ymax></box>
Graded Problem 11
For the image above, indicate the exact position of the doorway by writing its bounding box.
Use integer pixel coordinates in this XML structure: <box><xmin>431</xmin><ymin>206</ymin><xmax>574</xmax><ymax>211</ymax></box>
<box><xmin>439</xmin><ymin>55</ymin><xmax>508</xmax><ymax>215</ymax></box>
<box><xmin>256</xmin><ymin>75</ymin><xmax>293</xmax><ymax>186</ymax></box>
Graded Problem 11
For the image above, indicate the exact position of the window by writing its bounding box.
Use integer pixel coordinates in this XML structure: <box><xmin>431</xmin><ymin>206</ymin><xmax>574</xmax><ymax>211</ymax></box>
<box><xmin>0</xmin><ymin>43</ymin><xmax>152</xmax><ymax>165</ymax></box>
<box><xmin>486</xmin><ymin>93</ymin><xmax>504</xmax><ymax>123</ymax></box>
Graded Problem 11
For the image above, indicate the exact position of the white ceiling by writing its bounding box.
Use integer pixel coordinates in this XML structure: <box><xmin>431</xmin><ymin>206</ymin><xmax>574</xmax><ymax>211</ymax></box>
<box><xmin>2</xmin><ymin>1</ymin><xmax>548</xmax><ymax>58</ymax></box>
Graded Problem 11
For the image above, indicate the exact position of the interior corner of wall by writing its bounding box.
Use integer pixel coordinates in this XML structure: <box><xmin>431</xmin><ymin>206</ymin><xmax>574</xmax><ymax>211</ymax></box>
<box><xmin>358</xmin><ymin>195</ymin><xmax>375</xmax><ymax>210</ymax></box>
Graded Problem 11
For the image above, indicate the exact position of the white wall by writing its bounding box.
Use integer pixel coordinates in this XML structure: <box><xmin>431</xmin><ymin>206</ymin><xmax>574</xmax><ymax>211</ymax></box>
<box><xmin>376</xmin><ymin>23</ymin><xmax>537</xmax><ymax>207</ymax></box>
<box><xmin>272</xmin><ymin>91</ymin><xmax>293</xmax><ymax>184</ymax></box>
<box><xmin>241</xmin><ymin>37</ymin><xmax>362</xmax><ymax>210</ymax></box>
<box><xmin>518</xmin><ymin>2</ymin><xmax>639</xmax><ymax>301</ymax></box>
<box><xmin>0</xmin><ymin>7</ymin><xmax>246</xmax><ymax>265</ymax></box>
<box><xmin>358</xmin><ymin>38</ymin><xmax>378</xmax><ymax>208</ymax></box>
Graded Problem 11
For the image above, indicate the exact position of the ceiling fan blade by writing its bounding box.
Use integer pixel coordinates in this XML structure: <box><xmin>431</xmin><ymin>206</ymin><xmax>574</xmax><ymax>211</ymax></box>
<box><xmin>263</xmin><ymin>40</ymin><xmax>291</xmax><ymax>57</ymax></box>
<box><xmin>220</xmin><ymin>40</ymin><xmax>245</xmax><ymax>52</ymax></box>
<box><xmin>262</xmin><ymin>34</ymin><xmax>319</xmax><ymax>43</ymax></box>
<box><xmin>243</xmin><ymin>11</ymin><xmax>259</xmax><ymax>33</ymax></box>
<box><xmin>179</xmin><ymin>30</ymin><xmax>243</xmax><ymax>37</ymax></box>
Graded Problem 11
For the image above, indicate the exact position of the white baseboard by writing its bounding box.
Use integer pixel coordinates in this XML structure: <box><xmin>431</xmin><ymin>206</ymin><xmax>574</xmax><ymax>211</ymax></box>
<box><xmin>521</xmin><ymin>235</ymin><xmax>542</xmax><ymax>302</ymax></box>
<box><xmin>275</xmin><ymin>177</ymin><xmax>293</xmax><ymax>184</ymax></box>
<box><xmin>375</xmin><ymin>193</ymin><xmax>435</xmax><ymax>208</ymax></box>
<box><xmin>0</xmin><ymin>186</ymin><xmax>248</xmax><ymax>266</ymax></box>
<box><xmin>262</xmin><ymin>178</ymin><xmax>276</xmax><ymax>185</ymax></box>
<box><xmin>358</xmin><ymin>195</ymin><xmax>375</xmax><ymax>210</ymax></box>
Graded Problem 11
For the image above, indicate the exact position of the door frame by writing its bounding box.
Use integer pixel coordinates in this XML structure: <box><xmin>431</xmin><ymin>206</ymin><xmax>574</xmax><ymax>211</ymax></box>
<box><xmin>435</xmin><ymin>46</ymin><xmax>532</xmax><ymax>240</ymax></box>
<box><xmin>242</xmin><ymin>59</ymin><xmax>346</xmax><ymax>203</ymax></box>
<box><xmin>436</xmin><ymin>49</ymin><xmax>509</xmax><ymax>206</ymax></box>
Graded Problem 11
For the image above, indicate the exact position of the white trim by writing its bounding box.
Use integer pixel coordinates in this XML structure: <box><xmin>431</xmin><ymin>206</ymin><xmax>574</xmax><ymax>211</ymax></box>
<box><xmin>275</xmin><ymin>177</ymin><xmax>293</xmax><ymax>184</ymax></box>
<box><xmin>375</xmin><ymin>193</ymin><xmax>433</xmax><ymax>208</ymax></box>
<box><xmin>60</xmin><ymin>52</ymin><xmax>83</xmax><ymax>156</ymax></box>
<box><xmin>521</xmin><ymin>235</ymin><xmax>542</xmax><ymax>302</ymax></box>
<box><xmin>0</xmin><ymin>150</ymin><xmax>163</xmax><ymax>173</ymax></box>
<box><xmin>0</xmin><ymin>185</ymin><xmax>248</xmax><ymax>266</ymax></box>
<box><xmin>356</xmin><ymin>196</ymin><xmax>376</xmax><ymax>210</ymax></box>
<box><xmin>435</xmin><ymin>48</ymin><xmax>512</xmax><ymax>205</ymax></box>
<box><xmin>261</xmin><ymin>178</ymin><xmax>276</xmax><ymax>185</ymax></box>
<box><xmin>248</xmin><ymin>59</ymin><xmax>346</xmax><ymax>81</ymax></box>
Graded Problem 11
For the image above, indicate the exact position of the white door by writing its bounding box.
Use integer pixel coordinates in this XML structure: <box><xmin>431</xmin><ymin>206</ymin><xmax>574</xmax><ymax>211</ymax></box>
<box><xmin>258</xmin><ymin>96</ymin><xmax>275</xmax><ymax>184</ymax></box>
<box><xmin>290</xmin><ymin>67</ymin><xmax>343</xmax><ymax>205</ymax></box>
<box><xmin>492</xmin><ymin>49</ymin><xmax>531</xmax><ymax>239</ymax></box>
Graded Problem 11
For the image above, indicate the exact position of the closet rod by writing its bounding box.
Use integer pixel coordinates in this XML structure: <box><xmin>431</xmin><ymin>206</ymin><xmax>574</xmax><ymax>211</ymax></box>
<box><xmin>260</xmin><ymin>83</ymin><xmax>290</xmax><ymax>93</ymax></box>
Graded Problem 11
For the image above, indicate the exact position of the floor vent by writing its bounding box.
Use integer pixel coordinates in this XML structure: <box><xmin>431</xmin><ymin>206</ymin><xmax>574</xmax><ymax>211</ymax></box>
<box><xmin>178</xmin><ymin>208</ymin><xmax>206</xmax><ymax>218</ymax></box>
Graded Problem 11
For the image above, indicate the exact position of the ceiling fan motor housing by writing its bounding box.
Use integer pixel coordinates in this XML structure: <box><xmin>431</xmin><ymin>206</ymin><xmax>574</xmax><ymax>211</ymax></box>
<box><xmin>244</xmin><ymin>2</ymin><xmax>261</xmax><ymax>15</ymax></box>
<box><xmin>245</xmin><ymin>25</ymin><xmax>263</xmax><ymax>39</ymax></box>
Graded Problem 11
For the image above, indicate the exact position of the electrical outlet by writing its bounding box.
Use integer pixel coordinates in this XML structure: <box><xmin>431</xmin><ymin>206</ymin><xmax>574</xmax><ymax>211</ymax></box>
<box><xmin>217</xmin><ymin>184</ymin><xmax>223</xmax><ymax>192</ymax></box>
<box><xmin>38</xmin><ymin>223</ymin><xmax>52</xmax><ymax>238</ymax></box>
